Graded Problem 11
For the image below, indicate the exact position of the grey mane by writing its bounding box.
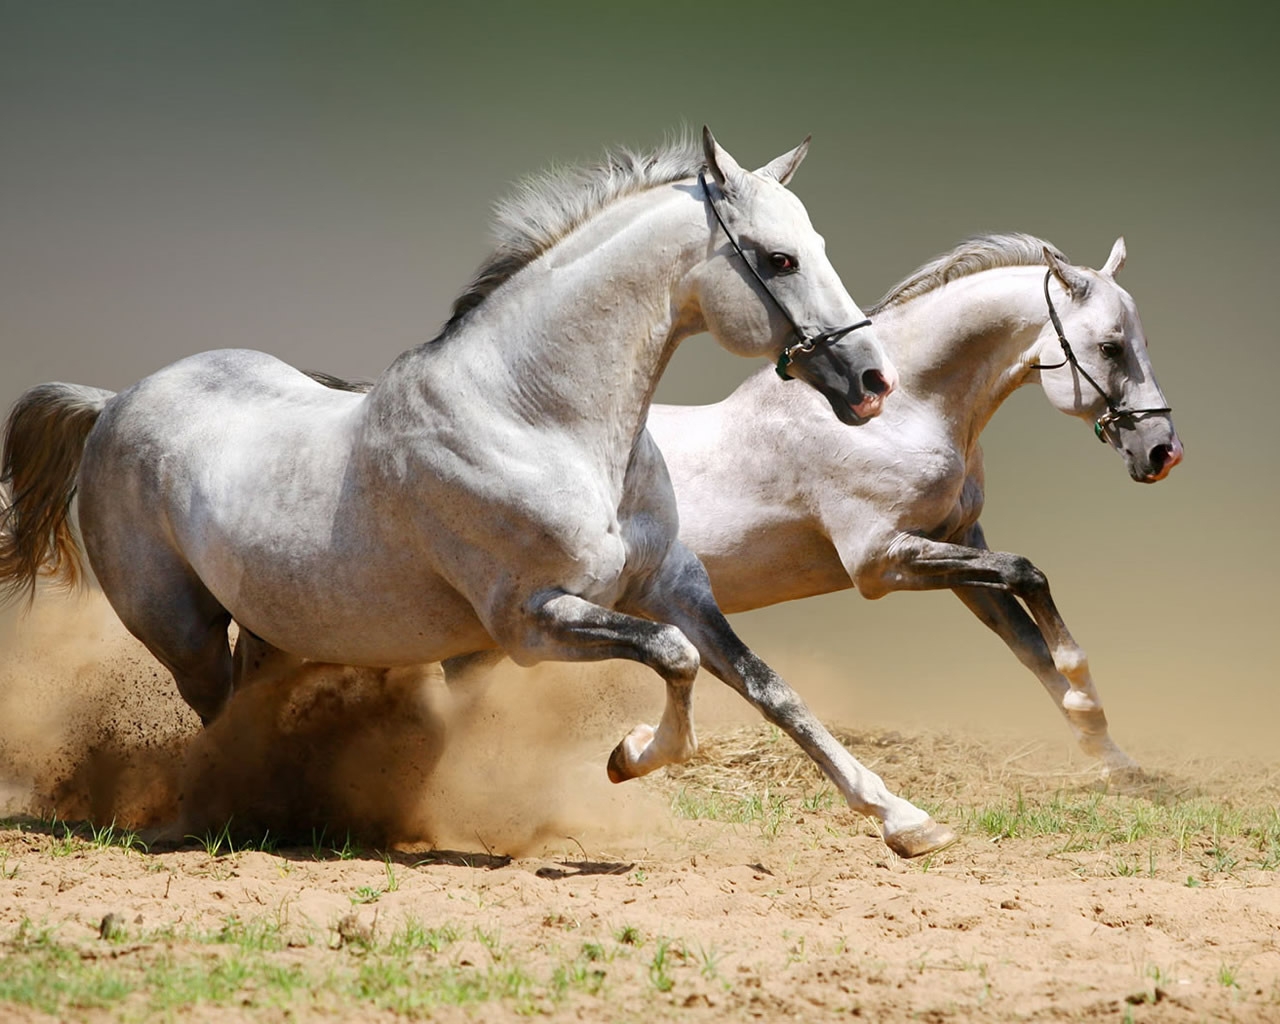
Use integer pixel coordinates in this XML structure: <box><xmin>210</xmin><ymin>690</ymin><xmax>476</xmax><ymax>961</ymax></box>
<box><xmin>442</xmin><ymin>134</ymin><xmax>704</xmax><ymax>333</ymax></box>
<box><xmin>303</xmin><ymin>370</ymin><xmax>372</xmax><ymax>393</ymax></box>
<box><xmin>869</xmin><ymin>232</ymin><xmax>1067</xmax><ymax>314</ymax></box>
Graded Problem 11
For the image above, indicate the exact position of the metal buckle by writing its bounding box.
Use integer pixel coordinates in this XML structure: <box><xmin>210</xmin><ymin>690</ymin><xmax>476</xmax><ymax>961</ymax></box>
<box><xmin>775</xmin><ymin>322</ymin><xmax>871</xmax><ymax>381</ymax></box>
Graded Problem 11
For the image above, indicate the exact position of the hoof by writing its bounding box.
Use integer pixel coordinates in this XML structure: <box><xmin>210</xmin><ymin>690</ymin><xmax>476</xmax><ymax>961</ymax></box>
<box><xmin>1100</xmin><ymin>765</ymin><xmax>1155</xmax><ymax>796</ymax></box>
<box><xmin>884</xmin><ymin>818</ymin><xmax>959</xmax><ymax>859</ymax></box>
<box><xmin>606</xmin><ymin>723</ymin><xmax>658</xmax><ymax>784</ymax></box>
<box><xmin>606</xmin><ymin>741</ymin><xmax>632</xmax><ymax>784</ymax></box>
<box><xmin>1077</xmin><ymin>731</ymin><xmax>1141</xmax><ymax>777</ymax></box>
<box><xmin>1100</xmin><ymin>753</ymin><xmax>1142</xmax><ymax>777</ymax></box>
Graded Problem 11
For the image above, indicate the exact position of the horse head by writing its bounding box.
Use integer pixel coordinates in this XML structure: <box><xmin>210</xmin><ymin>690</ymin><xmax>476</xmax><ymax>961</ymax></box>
<box><xmin>1035</xmin><ymin>239</ymin><xmax>1182</xmax><ymax>482</ymax></box>
<box><xmin>693</xmin><ymin>127</ymin><xmax>897</xmax><ymax>425</ymax></box>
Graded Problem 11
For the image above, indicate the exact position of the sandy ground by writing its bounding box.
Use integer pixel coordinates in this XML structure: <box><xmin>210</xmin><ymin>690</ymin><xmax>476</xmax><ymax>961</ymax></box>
<box><xmin>1</xmin><ymin>599</ymin><xmax>1278</xmax><ymax>1022</ymax></box>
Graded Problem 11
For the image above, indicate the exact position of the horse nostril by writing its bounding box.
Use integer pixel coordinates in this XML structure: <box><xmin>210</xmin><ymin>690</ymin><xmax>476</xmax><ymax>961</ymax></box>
<box><xmin>862</xmin><ymin>369</ymin><xmax>889</xmax><ymax>396</ymax></box>
<box><xmin>1150</xmin><ymin>444</ymin><xmax>1172</xmax><ymax>470</ymax></box>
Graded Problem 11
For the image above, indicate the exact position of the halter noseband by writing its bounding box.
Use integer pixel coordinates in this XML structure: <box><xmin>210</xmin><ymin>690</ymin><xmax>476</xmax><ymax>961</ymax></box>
<box><xmin>1030</xmin><ymin>269</ymin><xmax>1171</xmax><ymax>444</ymax></box>
<box><xmin>699</xmin><ymin>171</ymin><xmax>871</xmax><ymax>380</ymax></box>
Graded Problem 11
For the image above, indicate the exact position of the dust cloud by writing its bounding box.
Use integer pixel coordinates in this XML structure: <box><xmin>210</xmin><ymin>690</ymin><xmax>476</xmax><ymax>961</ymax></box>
<box><xmin>0</xmin><ymin>580</ymin><xmax>1242</xmax><ymax>856</ymax></box>
<box><xmin>0</xmin><ymin>593</ymin><xmax>674</xmax><ymax>856</ymax></box>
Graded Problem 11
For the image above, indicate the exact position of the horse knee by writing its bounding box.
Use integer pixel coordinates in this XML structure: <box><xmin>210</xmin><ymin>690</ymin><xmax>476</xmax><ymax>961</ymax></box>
<box><xmin>1007</xmin><ymin>555</ymin><xmax>1048</xmax><ymax>596</ymax></box>
<box><xmin>653</xmin><ymin>624</ymin><xmax>700</xmax><ymax>683</ymax></box>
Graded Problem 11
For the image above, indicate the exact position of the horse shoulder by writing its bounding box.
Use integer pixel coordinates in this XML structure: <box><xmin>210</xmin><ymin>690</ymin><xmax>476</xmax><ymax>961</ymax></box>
<box><xmin>617</xmin><ymin>430</ymin><xmax>681</xmax><ymax>581</ymax></box>
<box><xmin>813</xmin><ymin>411</ymin><xmax>976</xmax><ymax>592</ymax></box>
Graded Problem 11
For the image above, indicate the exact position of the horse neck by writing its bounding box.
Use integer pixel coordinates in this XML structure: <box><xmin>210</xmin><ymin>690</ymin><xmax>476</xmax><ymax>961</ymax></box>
<box><xmin>400</xmin><ymin>186</ymin><xmax>704</xmax><ymax>454</ymax></box>
<box><xmin>873</xmin><ymin>265</ymin><xmax>1051</xmax><ymax>446</ymax></box>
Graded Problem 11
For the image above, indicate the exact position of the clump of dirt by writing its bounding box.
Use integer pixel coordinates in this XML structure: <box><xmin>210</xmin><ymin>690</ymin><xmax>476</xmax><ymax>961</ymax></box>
<box><xmin>175</xmin><ymin>663</ymin><xmax>450</xmax><ymax>845</ymax></box>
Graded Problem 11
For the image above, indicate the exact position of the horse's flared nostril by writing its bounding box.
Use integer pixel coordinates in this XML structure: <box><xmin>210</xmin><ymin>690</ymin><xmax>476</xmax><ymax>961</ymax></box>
<box><xmin>1145</xmin><ymin>441</ymin><xmax>1183</xmax><ymax>481</ymax></box>
<box><xmin>862</xmin><ymin>369</ymin><xmax>891</xmax><ymax>396</ymax></box>
<box><xmin>1151</xmin><ymin>443</ymin><xmax>1183</xmax><ymax>472</ymax></box>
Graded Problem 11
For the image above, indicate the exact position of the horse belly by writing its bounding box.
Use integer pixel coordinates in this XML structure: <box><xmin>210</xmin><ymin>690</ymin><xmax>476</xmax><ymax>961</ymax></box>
<box><xmin>233</xmin><ymin>567</ymin><xmax>496</xmax><ymax>666</ymax></box>
<box><xmin>184</xmin><ymin>485</ymin><xmax>500</xmax><ymax>664</ymax></box>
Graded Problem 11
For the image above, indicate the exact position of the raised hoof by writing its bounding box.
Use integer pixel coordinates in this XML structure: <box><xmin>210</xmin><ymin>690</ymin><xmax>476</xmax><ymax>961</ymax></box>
<box><xmin>606</xmin><ymin>741</ymin><xmax>632</xmax><ymax>784</ymax></box>
<box><xmin>883</xmin><ymin>818</ymin><xmax>959</xmax><ymax>859</ymax></box>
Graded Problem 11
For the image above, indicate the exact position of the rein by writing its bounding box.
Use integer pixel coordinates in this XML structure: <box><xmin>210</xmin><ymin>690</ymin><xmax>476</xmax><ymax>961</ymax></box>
<box><xmin>699</xmin><ymin>171</ymin><xmax>871</xmax><ymax>380</ymax></box>
<box><xmin>1031</xmin><ymin>269</ymin><xmax>1171</xmax><ymax>444</ymax></box>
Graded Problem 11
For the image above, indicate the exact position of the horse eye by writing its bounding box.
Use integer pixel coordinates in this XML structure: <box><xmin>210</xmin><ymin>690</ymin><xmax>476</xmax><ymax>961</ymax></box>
<box><xmin>769</xmin><ymin>252</ymin><xmax>798</xmax><ymax>273</ymax></box>
<box><xmin>1100</xmin><ymin>341</ymin><xmax>1124</xmax><ymax>359</ymax></box>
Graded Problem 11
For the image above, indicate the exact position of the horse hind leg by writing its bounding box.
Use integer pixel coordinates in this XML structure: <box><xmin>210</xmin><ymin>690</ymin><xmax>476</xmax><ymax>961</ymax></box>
<box><xmin>146</xmin><ymin>607</ymin><xmax>234</xmax><ymax>726</ymax></box>
<box><xmin>952</xmin><ymin>585</ymin><xmax>1138</xmax><ymax>773</ymax></box>
<box><xmin>102</xmin><ymin>567</ymin><xmax>236</xmax><ymax>726</ymax></box>
<box><xmin>75</xmin><ymin>413</ymin><xmax>236</xmax><ymax>725</ymax></box>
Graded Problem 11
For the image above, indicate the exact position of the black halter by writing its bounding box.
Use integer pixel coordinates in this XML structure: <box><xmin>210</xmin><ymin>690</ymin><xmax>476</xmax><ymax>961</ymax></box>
<box><xmin>699</xmin><ymin>171</ymin><xmax>871</xmax><ymax>381</ymax></box>
<box><xmin>1030</xmin><ymin>269</ymin><xmax>1171</xmax><ymax>444</ymax></box>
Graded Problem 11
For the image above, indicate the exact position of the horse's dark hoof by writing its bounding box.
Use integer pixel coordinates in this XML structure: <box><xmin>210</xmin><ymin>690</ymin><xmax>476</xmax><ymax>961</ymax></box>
<box><xmin>606</xmin><ymin>741</ymin><xmax>631</xmax><ymax>784</ymax></box>
<box><xmin>884</xmin><ymin>818</ymin><xmax>959</xmax><ymax>859</ymax></box>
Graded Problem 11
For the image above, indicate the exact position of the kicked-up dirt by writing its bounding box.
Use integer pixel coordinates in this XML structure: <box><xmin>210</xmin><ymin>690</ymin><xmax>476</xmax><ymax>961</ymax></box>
<box><xmin>0</xmin><ymin>598</ymin><xmax>1278</xmax><ymax>1022</ymax></box>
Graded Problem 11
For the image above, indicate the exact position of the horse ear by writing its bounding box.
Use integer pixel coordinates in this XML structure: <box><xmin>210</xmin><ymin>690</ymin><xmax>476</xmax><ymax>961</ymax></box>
<box><xmin>1101</xmin><ymin>236</ymin><xmax>1126</xmax><ymax>277</ymax></box>
<box><xmin>755</xmin><ymin>135</ymin><xmax>811</xmax><ymax>185</ymax></box>
<box><xmin>702</xmin><ymin>125</ymin><xmax>746</xmax><ymax>191</ymax></box>
<box><xmin>1043</xmin><ymin>246</ymin><xmax>1091</xmax><ymax>299</ymax></box>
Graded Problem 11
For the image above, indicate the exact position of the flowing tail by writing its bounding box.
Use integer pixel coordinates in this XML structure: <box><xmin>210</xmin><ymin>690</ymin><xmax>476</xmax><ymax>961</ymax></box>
<box><xmin>0</xmin><ymin>383</ymin><xmax>116</xmax><ymax>605</ymax></box>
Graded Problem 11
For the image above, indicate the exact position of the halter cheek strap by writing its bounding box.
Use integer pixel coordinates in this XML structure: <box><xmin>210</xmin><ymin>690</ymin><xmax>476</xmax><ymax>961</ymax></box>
<box><xmin>699</xmin><ymin>172</ymin><xmax>871</xmax><ymax>380</ymax></box>
<box><xmin>1030</xmin><ymin>269</ymin><xmax>1171</xmax><ymax>444</ymax></box>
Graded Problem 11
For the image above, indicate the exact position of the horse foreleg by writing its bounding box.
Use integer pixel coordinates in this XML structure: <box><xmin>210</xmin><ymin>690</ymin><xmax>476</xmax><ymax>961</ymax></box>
<box><xmin>630</xmin><ymin>545</ymin><xmax>957</xmax><ymax>859</ymax></box>
<box><xmin>507</xmin><ymin>591</ymin><xmax>701</xmax><ymax>780</ymax></box>
<box><xmin>951</xmin><ymin>585</ymin><xmax>1138</xmax><ymax>772</ymax></box>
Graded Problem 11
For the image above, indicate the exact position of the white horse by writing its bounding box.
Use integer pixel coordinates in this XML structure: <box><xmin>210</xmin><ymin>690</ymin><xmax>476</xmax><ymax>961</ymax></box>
<box><xmin>0</xmin><ymin>130</ymin><xmax>962</xmax><ymax>858</ymax></box>
<box><xmin>649</xmin><ymin>233</ymin><xmax>1182</xmax><ymax>771</ymax></box>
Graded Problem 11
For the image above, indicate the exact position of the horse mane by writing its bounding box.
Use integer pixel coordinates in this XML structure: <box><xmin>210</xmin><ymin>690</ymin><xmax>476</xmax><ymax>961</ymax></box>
<box><xmin>868</xmin><ymin>232</ymin><xmax>1068</xmax><ymax>314</ymax></box>
<box><xmin>303</xmin><ymin>369</ymin><xmax>373</xmax><ymax>393</ymax></box>
<box><xmin>441</xmin><ymin>134</ymin><xmax>705</xmax><ymax>335</ymax></box>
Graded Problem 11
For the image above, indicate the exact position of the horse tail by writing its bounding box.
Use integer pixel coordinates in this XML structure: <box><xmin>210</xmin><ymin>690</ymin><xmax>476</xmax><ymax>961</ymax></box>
<box><xmin>0</xmin><ymin>383</ymin><xmax>115</xmax><ymax>606</ymax></box>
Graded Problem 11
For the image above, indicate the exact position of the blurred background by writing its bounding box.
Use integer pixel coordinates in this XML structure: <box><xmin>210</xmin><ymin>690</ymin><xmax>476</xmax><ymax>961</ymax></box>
<box><xmin>2</xmin><ymin>1</ymin><xmax>1275</xmax><ymax>757</ymax></box>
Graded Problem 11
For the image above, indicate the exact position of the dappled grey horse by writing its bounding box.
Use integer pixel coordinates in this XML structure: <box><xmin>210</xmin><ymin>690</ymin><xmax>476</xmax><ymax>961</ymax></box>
<box><xmin>1</xmin><ymin>130</ymin><xmax>962</xmax><ymax>857</ymax></box>
<box><xmin>651</xmin><ymin>234</ymin><xmax>1181</xmax><ymax>771</ymax></box>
